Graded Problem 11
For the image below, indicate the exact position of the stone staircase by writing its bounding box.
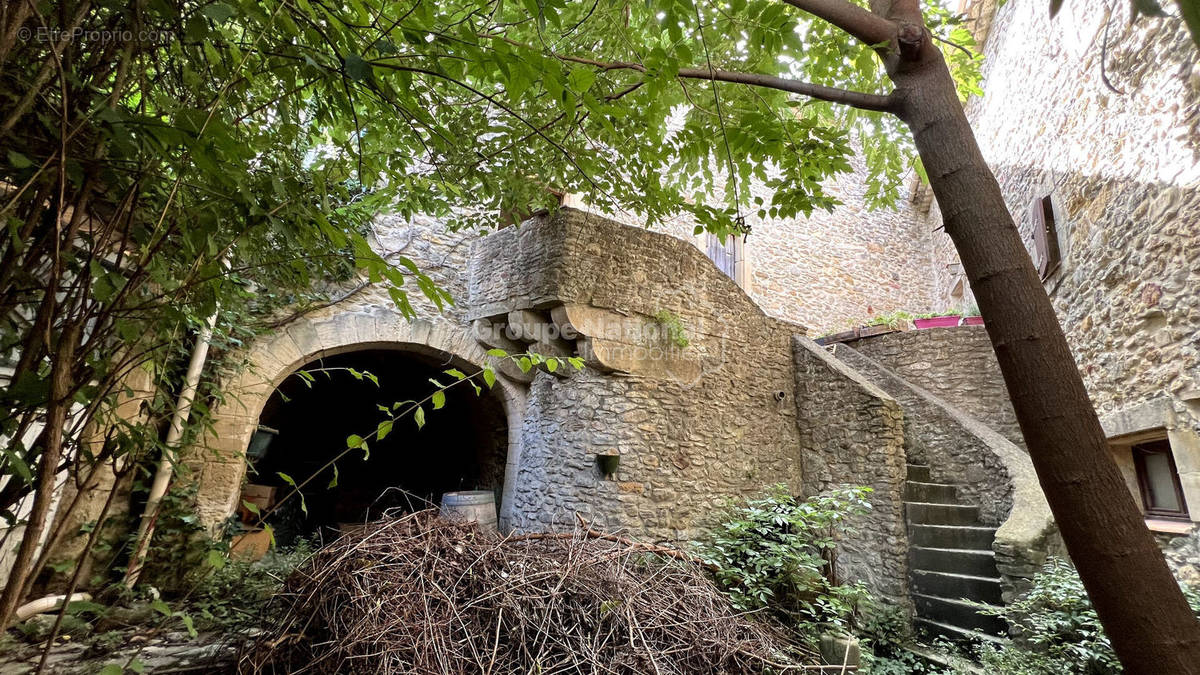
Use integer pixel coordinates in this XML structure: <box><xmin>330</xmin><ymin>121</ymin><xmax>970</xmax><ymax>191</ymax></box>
<box><xmin>906</xmin><ymin>464</ymin><xmax>1007</xmax><ymax>643</ymax></box>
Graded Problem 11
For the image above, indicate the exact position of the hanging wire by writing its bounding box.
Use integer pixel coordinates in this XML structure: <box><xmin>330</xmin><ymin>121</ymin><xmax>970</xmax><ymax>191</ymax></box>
<box><xmin>693</xmin><ymin>1</ymin><xmax>747</xmax><ymax>237</ymax></box>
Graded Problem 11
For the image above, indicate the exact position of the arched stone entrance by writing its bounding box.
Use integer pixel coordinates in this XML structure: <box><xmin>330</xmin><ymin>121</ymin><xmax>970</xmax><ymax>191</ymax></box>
<box><xmin>189</xmin><ymin>311</ymin><xmax>526</xmax><ymax>532</ymax></box>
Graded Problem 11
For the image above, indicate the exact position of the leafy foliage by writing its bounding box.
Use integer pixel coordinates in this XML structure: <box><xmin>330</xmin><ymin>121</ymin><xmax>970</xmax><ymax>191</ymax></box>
<box><xmin>189</xmin><ymin>540</ymin><xmax>313</xmax><ymax>631</ymax></box>
<box><xmin>653</xmin><ymin>310</ymin><xmax>691</xmax><ymax>349</ymax></box>
<box><xmin>974</xmin><ymin>558</ymin><xmax>1200</xmax><ymax>674</ymax></box>
<box><xmin>695</xmin><ymin>485</ymin><xmax>873</xmax><ymax>635</ymax></box>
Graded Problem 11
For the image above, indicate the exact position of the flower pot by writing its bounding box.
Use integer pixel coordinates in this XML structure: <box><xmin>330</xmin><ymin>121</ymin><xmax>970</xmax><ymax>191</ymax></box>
<box><xmin>963</xmin><ymin>315</ymin><xmax>984</xmax><ymax>326</ymax></box>
<box><xmin>914</xmin><ymin>315</ymin><xmax>961</xmax><ymax>329</ymax></box>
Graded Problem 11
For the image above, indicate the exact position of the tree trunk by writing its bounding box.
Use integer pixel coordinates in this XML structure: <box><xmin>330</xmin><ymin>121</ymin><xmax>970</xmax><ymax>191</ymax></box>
<box><xmin>889</xmin><ymin>17</ymin><xmax>1200</xmax><ymax>672</ymax></box>
<box><xmin>0</xmin><ymin>321</ymin><xmax>82</xmax><ymax>632</ymax></box>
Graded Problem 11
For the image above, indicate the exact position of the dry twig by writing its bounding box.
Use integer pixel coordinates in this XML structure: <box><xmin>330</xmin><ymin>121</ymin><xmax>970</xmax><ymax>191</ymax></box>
<box><xmin>238</xmin><ymin>510</ymin><xmax>823</xmax><ymax>674</ymax></box>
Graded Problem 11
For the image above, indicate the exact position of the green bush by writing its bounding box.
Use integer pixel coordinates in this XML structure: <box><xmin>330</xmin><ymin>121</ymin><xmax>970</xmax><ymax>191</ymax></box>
<box><xmin>188</xmin><ymin>539</ymin><xmax>313</xmax><ymax>631</ymax></box>
<box><xmin>974</xmin><ymin>558</ymin><xmax>1200</xmax><ymax>674</ymax></box>
<box><xmin>695</xmin><ymin>485</ymin><xmax>873</xmax><ymax>635</ymax></box>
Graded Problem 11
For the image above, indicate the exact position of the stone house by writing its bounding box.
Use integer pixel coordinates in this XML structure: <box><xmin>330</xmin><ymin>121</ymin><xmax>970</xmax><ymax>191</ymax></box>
<box><xmin>14</xmin><ymin>0</ymin><xmax>1198</xmax><ymax>646</ymax></box>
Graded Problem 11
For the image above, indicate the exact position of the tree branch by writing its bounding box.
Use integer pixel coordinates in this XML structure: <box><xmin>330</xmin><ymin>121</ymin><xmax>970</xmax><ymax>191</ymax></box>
<box><xmin>675</xmin><ymin>67</ymin><xmax>895</xmax><ymax>112</ymax></box>
<box><xmin>480</xmin><ymin>33</ymin><xmax>895</xmax><ymax>112</ymax></box>
<box><xmin>780</xmin><ymin>0</ymin><xmax>896</xmax><ymax>46</ymax></box>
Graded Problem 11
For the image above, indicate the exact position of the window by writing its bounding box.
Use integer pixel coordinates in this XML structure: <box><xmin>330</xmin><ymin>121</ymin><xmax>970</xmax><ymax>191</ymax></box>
<box><xmin>1028</xmin><ymin>195</ymin><xmax>1061</xmax><ymax>280</ymax></box>
<box><xmin>1133</xmin><ymin>439</ymin><xmax>1189</xmax><ymax>520</ymax></box>
<box><xmin>705</xmin><ymin>232</ymin><xmax>738</xmax><ymax>279</ymax></box>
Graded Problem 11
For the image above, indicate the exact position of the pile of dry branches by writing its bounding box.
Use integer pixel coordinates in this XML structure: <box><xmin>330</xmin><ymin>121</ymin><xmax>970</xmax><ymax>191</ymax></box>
<box><xmin>238</xmin><ymin>510</ymin><xmax>821</xmax><ymax>674</ymax></box>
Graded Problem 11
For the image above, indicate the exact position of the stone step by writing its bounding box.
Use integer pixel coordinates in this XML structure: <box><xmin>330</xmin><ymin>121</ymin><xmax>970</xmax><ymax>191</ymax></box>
<box><xmin>913</xmin><ymin>594</ymin><xmax>1007</xmax><ymax>636</ymax></box>
<box><xmin>909</xmin><ymin>524</ymin><xmax>997</xmax><ymax>550</ymax></box>
<box><xmin>911</xmin><ymin>546</ymin><xmax>999</xmax><ymax>577</ymax></box>
<box><xmin>906</xmin><ymin>502</ymin><xmax>980</xmax><ymax>526</ymax></box>
<box><xmin>905</xmin><ymin>481</ymin><xmax>958</xmax><ymax>504</ymax></box>
<box><xmin>906</xmin><ymin>464</ymin><xmax>931</xmax><ymax>482</ymax></box>
<box><xmin>912</xmin><ymin>570</ymin><xmax>1003</xmax><ymax>605</ymax></box>
<box><xmin>913</xmin><ymin>617</ymin><xmax>1006</xmax><ymax>647</ymax></box>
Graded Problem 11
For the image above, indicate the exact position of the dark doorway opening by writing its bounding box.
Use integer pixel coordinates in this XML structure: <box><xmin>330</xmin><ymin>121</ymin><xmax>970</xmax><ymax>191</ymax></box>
<box><xmin>250</xmin><ymin>348</ymin><xmax>507</xmax><ymax>545</ymax></box>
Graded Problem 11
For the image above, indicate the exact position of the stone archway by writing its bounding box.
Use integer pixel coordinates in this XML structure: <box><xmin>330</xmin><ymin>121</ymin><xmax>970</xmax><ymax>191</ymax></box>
<box><xmin>189</xmin><ymin>310</ymin><xmax>526</xmax><ymax>531</ymax></box>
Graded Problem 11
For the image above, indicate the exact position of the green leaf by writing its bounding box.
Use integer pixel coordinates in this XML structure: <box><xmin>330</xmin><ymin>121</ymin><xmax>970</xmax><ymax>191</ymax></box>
<box><xmin>201</xmin><ymin>2</ymin><xmax>235</xmax><ymax>22</ymax></box>
<box><xmin>180</xmin><ymin>612</ymin><xmax>197</xmax><ymax>638</ymax></box>
<box><xmin>483</xmin><ymin>367</ymin><xmax>496</xmax><ymax>389</ymax></box>
<box><xmin>151</xmin><ymin>599</ymin><xmax>171</xmax><ymax>616</ymax></box>
<box><xmin>7</xmin><ymin>150</ymin><xmax>32</xmax><ymax>168</ymax></box>
<box><xmin>347</xmin><ymin>434</ymin><xmax>365</xmax><ymax>449</ymax></box>
<box><xmin>545</xmin><ymin>358</ymin><xmax>558</xmax><ymax>372</ymax></box>
<box><xmin>517</xmin><ymin>357</ymin><xmax>532</xmax><ymax>373</ymax></box>
<box><xmin>432</xmin><ymin>390</ymin><xmax>446</xmax><ymax>409</ymax></box>
<box><xmin>414</xmin><ymin>405</ymin><xmax>426</xmax><ymax>429</ymax></box>
<box><xmin>2</xmin><ymin>449</ymin><xmax>32</xmax><ymax>484</ymax></box>
<box><xmin>278</xmin><ymin>472</ymin><xmax>307</xmax><ymax>515</ymax></box>
<box><xmin>129</xmin><ymin>659</ymin><xmax>146</xmax><ymax>674</ymax></box>
<box><xmin>568</xmin><ymin>67</ymin><xmax>596</xmax><ymax>93</ymax></box>
<box><xmin>327</xmin><ymin>463</ymin><xmax>339</xmax><ymax>489</ymax></box>
<box><xmin>206</xmin><ymin>548</ymin><xmax>226</xmax><ymax>570</ymax></box>
<box><xmin>486</xmin><ymin>348</ymin><xmax>507</xmax><ymax>358</ymax></box>
<box><xmin>344</xmin><ymin>54</ymin><xmax>372</xmax><ymax>81</ymax></box>
<box><xmin>377</xmin><ymin>419</ymin><xmax>393</xmax><ymax>440</ymax></box>
<box><xmin>241</xmin><ymin>500</ymin><xmax>261</xmax><ymax>516</ymax></box>
<box><xmin>98</xmin><ymin>665</ymin><xmax>124</xmax><ymax>675</ymax></box>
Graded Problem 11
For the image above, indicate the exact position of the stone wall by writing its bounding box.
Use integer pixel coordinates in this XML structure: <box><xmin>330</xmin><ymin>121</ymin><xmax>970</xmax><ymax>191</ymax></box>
<box><xmin>792</xmin><ymin>338</ymin><xmax>910</xmax><ymax>606</ymax></box>
<box><xmin>582</xmin><ymin>153</ymin><xmax>933</xmax><ymax>335</ymax></box>
<box><xmin>846</xmin><ymin>326</ymin><xmax>1024</xmax><ymax>449</ymax></box>
<box><xmin>829</xmin><ymin>344</ymin><xmax>1059</xmax><ymax>601</ymax></box>
<box><xmin>470</xmin><ymin>208</ymin><xmax>807</xmax><ymax>542</ymax></box>
<box><xmin>927</xmin><ymin>1</ymin><xmax>1200</xmax><ymax>573</ymax></box>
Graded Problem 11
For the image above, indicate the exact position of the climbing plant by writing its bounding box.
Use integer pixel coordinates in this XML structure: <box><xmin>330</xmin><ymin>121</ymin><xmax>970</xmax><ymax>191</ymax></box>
<box><xmin>696</xmin><ymin>485</ymin><xmax>873</xmax><ymax>636</ymax></box>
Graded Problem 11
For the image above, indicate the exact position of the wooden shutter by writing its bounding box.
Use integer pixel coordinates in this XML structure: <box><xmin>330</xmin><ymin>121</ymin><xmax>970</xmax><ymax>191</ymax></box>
<box><xmin>1029</xmin><ymin>195</ymin><xmax>1061</xmax><ymax>279</ymax></box>
<box><xmin>706</xmin><ymin>233</ymin><xmax>737</xmax><ymax>279</ymax></box>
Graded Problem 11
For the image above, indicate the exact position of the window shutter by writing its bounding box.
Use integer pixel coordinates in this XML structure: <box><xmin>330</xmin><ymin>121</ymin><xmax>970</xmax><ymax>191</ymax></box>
<box><xmin>1029</xmin><ymin>195</ymin><xmax>1061</xmax><ymax>280</ymax></box>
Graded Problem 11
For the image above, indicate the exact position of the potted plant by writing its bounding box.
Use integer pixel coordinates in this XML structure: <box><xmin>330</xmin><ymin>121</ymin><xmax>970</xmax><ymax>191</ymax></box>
<box><xmin>913</xmin><ymin>311</ymin><xmax>961</xmax><ymax>329</ymax></box>
<box><xmin>858</xmin><ymin>310</ymin><xmax>912</xmax><ymax>337</ymax></box>
<box><xmin>815</xmin><ymin>311</ymin><xmax>913</xmax><ymax>344</ymax></box>
<box><xmin>962</xmin><ymin>304</ymin><xmax>984</xmax><ymax>326</ymax></box>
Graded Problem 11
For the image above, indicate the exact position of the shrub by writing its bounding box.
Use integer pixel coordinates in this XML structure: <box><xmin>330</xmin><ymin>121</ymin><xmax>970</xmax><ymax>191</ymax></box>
<box><xmin>974</xmin><ymin>558</ymin><xmax>1200</xmax><ymax>674</ymax></box>
<box><xmin>695</xmin><ymin>485</ymin><xmax>873</xmax><ymax>635</ymax></box>
<box><xmin>188</xmin><ymin>539</ymin><xmax>313</xmax><ymax>631</ymax></box>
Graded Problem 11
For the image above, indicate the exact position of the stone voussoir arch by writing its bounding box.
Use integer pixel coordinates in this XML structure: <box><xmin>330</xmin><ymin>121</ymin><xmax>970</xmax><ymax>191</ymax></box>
<box><xmin>189</xmin><ymin>308</ymin><xmax>526</xmax><ymax>532</ymax></box>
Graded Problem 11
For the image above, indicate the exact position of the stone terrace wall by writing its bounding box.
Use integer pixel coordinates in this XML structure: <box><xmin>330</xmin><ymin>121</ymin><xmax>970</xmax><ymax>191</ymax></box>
<box><xmin>831</xmin><ymin>345</ymin><xmax>1014</xmax><ymax>525</ymax></box>
<box><xmin>585</xmin><ymin>153</ymin><xmax>933</xmax><ymax>335</ymax></box>
<box><xmin>792</xmin><ymin>338</ymin><xmax>910</xmax><ymax>606</ymax></box>
<box><xmin>469</xmin><ymin>209</ymin><xmax>806</xmax><ymax>542</ymax></box>
<box><xmin>829</xmin><ymin>344</ymin><xmax>1059</xmax><ymax>601</ymax></box>
<box><xmin>846</xmin><ymin>327</ymin><xmax>1024</xmax><ymax>449</ymax></box>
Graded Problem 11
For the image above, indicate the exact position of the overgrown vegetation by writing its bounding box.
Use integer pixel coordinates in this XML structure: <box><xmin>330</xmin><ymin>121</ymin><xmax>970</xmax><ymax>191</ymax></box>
<box><xmin>969</xmin><ymin>558</ymin><xmax>1200</xmax><ymax>674</ymax></box>
<box><xmin>653</xmin><ymin>310</ymin><xmax>691</xmax><ymax>349</ymax></box>
<box><xmin>695</xmin><ymin>485</ymin><xmax>873</xmax><ymax>640</ymax></box>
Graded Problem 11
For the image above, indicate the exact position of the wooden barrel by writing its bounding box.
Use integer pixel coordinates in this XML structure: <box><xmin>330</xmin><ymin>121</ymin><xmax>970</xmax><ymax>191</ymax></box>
<box><xmin>439</xmin><ymin>490</ymin><xmax>498</xmax><ymax>531</ymax></box>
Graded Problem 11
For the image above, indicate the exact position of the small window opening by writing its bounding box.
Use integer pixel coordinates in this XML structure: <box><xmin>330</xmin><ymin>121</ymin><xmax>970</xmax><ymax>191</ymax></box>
<box><xmin>1133</xmin><ymin>439</ymin><xmax>1189</xmax><ymax>520</ymax></box>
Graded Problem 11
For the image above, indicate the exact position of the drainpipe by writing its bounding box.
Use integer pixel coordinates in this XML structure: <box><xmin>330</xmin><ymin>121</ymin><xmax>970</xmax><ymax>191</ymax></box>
<box><xmin>122</xmin><ymin>305</ymin><xmax>219</xmax><ymax>589</ymax></box>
